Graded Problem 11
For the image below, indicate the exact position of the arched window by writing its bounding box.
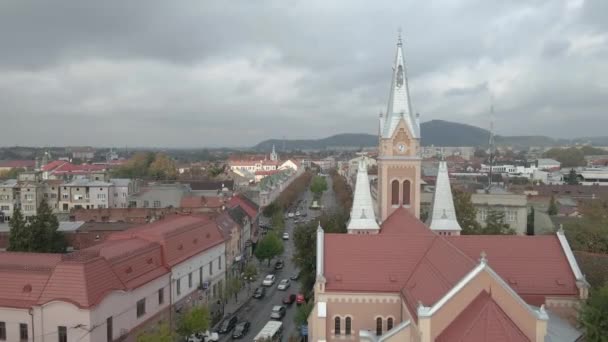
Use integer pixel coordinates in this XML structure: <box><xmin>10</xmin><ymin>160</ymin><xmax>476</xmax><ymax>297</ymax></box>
<box><xmin>376</xmin><ymin>317</ymin><xmax>383</xmax><ymax>336</ymax></box>
<box><xmin>391</xmin><ymin>180</ymin><xmax>399</xmax><ymax>205</ymax></box>
<box><xmin>402</xmin><ymin>180</ymin><xmax>411</xmax><ymax>205</ymax></box>
<box><xmin>387</xmin><ymin>317</ymin><xmax>394</xmax><ymax>331</ymax></box>
<box><xmin>345</xmin><ymin>317</ymin><xmax>352</xmax><ymax>336</ymax></box>
<box><xmin>335</xmin><ymin>317</ymin><xmax>341</xmax><ymax>335</ymax></box>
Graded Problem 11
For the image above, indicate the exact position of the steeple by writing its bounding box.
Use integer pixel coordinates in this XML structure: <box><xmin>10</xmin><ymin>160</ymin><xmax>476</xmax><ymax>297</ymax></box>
<box><xmin>347</xmin><ymin>161</ymin><xmax>380</xmax><ymax>233</ymax></box>
<box><xmin>382</xmin><ymin>32</ymin><xmax>419</xmax><ymax>139</ymax></box>
<box><xmin>270</xmin><ymin>144</ymin><xmax>278</xmax><ymax>161</ymax></box>
<box><xmin>427</xmin><ymin>161</ymin><xmax>462</xmax><ymax>234</ymax></box>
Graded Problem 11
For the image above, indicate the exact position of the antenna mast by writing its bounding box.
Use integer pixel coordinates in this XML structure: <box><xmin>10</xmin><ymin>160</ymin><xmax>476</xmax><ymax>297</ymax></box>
<box><xmin>488</xmin><ymin>104</ymin><xmax>495</xmax><ymax>190</ymax></box>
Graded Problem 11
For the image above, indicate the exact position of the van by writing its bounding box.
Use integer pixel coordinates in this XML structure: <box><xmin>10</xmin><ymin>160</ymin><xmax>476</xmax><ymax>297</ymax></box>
<box><xmin>253</xmin><ymin>321</ymin><xmax>283</xmax><ymax>342</ymax></box>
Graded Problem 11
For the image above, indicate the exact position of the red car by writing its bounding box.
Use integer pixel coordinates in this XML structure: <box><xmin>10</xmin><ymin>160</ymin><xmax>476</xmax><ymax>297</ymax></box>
<box><xmin>282</xmin><ymin>294</ymin><xmax>296</xmax><ymax>305</ymax></box>
<box><xmin>296</xmin><ymin>293</ymin><xmax>305</xmax><ymax>305</ymax></box>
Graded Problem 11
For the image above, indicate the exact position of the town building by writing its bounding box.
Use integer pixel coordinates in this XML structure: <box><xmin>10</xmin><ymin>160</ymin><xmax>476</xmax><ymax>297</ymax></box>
<box><xmin>471</xmin><ymin>190</ymin><xmax>528</xmax><ymax>235</ymax></box>
<box><xmin>0</xmin><ymin>215</ymin><xmax>226</xmax><ymax>342</ymax></box>
<box><xmin>128</xmin><ymin>183</ymin><xmax>191</xmax><ymax>209</ymax></box>
<box><xmin>536</xmin><ymin>158</ymin><xmax>561</xmax><ymax>171</ymax></box>
<box><xmin>68</xmin><ymin>146</ymin><xmax>96</xmax><ymax>161</ymax></box>
<box><xmin>421</xmin><ymin>146</ymin><xmax>475</xmax><ymax>160</ymax></box>
<box><xmin>58</xmin><ymin>178</ymin><xmax>138</xmax><ymax>212</ymax></box>
<box><xmin>308</xmin><ymin>36</ymin><xmax>586</xmax><ymax>342</ymax></box>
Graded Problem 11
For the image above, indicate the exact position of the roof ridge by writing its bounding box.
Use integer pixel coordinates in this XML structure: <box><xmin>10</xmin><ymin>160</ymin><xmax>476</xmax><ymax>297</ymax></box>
<box><xmin>401</xmin><ymin>236</ymin><xmax>439</xmax><ymax>292</ymax></box>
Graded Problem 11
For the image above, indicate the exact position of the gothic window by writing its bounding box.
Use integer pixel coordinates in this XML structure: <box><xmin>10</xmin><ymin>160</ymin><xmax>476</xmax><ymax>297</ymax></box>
<box><xmin>376</xmin><ymin>317</ymin><xmax>383</xmax><ymax>336</ymax></box>
<box><xmin>335</xmin><ymin>317</ymin><xmax>341</xmax><ymax>335</ymax></box>
<box><xmin>387</xmin><ymin>317</ymin><xmax>394</xmax><ymax>331</ymax></box>
<box><xmin>345</xmin><ymin>317</ymin><xmax>352</xmax><ymax>335</ymax></box>
<box><xmin>391</xmin><ymin>180</ymin><xmax>399</xmax><ymax>205</ymax></box>
<box><xmin>402</xmin><ymin>180</ymin><xmax>411</xmax><ymax>205</ymax></box>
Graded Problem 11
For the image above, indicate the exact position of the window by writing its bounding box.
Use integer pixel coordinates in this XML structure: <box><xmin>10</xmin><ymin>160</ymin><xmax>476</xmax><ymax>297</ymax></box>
<box><xmin>158</xmin><ymin>288</ymin><xmax>164</xmax><ymax>305</ymax></box>
<box><xmin>0</xmin><ymin>195</ymin><xmax>9</xmax><ymax>200</ymax></box>
<box><xmin>0</xmin><ymin>321</ymin><xmax>5</xmax><ymax>340</ymax></box>
<box><xmin>58</xmin><ymin>326</ymin><xmax>67</xmax><ymax>342</ymax></box>
<box><xmin>0</xmin><ymin>206</ymin><xmax>9</xmax><ymax>211</ymax></box>
<box><xmin>106</xmin><ymin>317</ymin><xmax>113</xmax><ymax>342</ymax></box>
<box><xmin>153</xmin><ymin>200</ymin><xmax>161</xmax><ymax>208</ymax></box>
<box><xmin>218</xmin><ymin>256</ymin><xmax>222</xmax><ymax>270</ymax></box>
<box><xmin>345</xmin><ymin>317</ymin><xmax>352</xmax><ymax>336</ymax></box>
<box><xmin>136</xmin><ymin>298</ymin><xmax>146</xmax><ymax>318</ymax></box>
<box><xmin>199</xmin><ymin>266</ymin><xmax>203</xmax><ymax>285</ymax></box>
<box><xmin>20</xmin><ymin>323</ymin><xmax>28</xmax><ymax>341</ymax></box>
<box><xmin>506</xmin><ymin>210</ymin><xmax>516</xmax><ymax>222</ymax></box>
<box><xmin>210</xmin><ymin>261</ymin><xmax>213</xmax><ymax>275</ymax></box>
<box><xmin>334</xmin><ymin>317</ymin><xmax>341</xmax><ymax>335</ymax></box>
<box><xmin>143</xmin><ymin>200</ymin><xmax>149</xmax><ymax>207</ymax></box>
<box><xmin>387</xmin><ymin>317</ymin><xmax>393</xmax><ymax>331</ymax></box>
<box><xmin>479</xmin><ymin>208</ymin><xmax>487</xmax><ymax>221</ymax></box>
<box><xmin>24</xmin><ymin>205</ymin><xmax>35</xmax><ymax>211</ymax></box>
<box><xmin>62</xmin><ymin>193</ymin><xmax>69</xmax><ymax>199</ymax></box>
<box><xmin>376</xmin><ymin>317</ymin><xmax>382</xmax><ymax>336</ymax></box>
<box><xmin>391</xmin><ymin>180</ymin><xmax>399</xmax><ymax>205</ymax></box>
<box><xmin>24</xmin><ymin>194</ymin><xmax>33</xmax><ymax>201</ymax></box>
<box><xmin>177</xmin><ymin>279</ymin><xmax>181</xmax><ymax>296</ymax></box>
<box><xmin>402</xmin><ymin>180</ymin><xmax>411</xmax><ymax>205</ymax></box>
<box><xmin>97</xmin><ymin>193</ymin><xmax>106</xmax><ymax>200</ymax></box>
<box><xmin>189</xmin><ymin>273</ymin><xmax>193</xmax><ymax>288</ymax></box>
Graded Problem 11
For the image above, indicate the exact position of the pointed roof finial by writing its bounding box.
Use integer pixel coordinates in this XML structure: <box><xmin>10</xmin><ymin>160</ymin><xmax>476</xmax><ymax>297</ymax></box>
<box><xmin>480</xmin><ymin>250</ymin><xmax>487</xmax><ymax>264</ymax></box>
<box><xmin>397</xmin><ymin>27</ymin><xmax>403</xmax><ymax>46</ymax></box>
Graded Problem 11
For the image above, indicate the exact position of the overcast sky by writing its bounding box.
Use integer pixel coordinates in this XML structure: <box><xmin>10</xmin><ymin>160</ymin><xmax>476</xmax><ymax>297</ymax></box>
<box><xmin>1</xmin><ymin>0</ymin><xmax>607</xmax><ymax>147</ymax></box>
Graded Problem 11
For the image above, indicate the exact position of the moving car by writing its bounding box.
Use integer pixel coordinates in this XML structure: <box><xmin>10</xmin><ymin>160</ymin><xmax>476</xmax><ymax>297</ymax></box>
<box><xmin>274</xmin><ymin>260</ymin><xmax>284</xmax><ymax>270</ymax></box>
<box><xmin>270</xmin><ymin>305</ymin><xmax>287</xmax><ymax>320</ymax></box>
<box><xmin>253</xmin><ymin>321</ymin><xmax>283</xmax><ymax>342</ymax></box>
<box><xmin>277</xmin><ymin>279</ymin><xmax>291</xmax><ymax>290</ymax></box>
<box><xmin>295</xmin><ymin>211</ymin><xmax>301</xmax><ymax>216</ymax></box>
<box><xmin>282</xmin><ymin>232</ymin><xmax>289</xmax><ymax>240</ymax></box>
<box><xmin>296</xmin><ymin>293</ymin><xmax>305</xmax><ymax>305</ymax></box>
<box><xmin>290</xmin><ymin>271</ymin><xmax>300</xmax><ymax>280</ymax></box>
<box><xmin>288</xmin><ymin>212</ymin><xmax>294</xmax><ymax>218</ymax></box>
<box><xmin>282</xmin><ymin>294</ymin><xmax>296</xmax><ymax>305</ymax></box>
<box><xmin>262</xmin><ymin>275</ymin><xmax>276</xmax><ymax>286</ymax></box>
<box><xmin>253</xmin><ymin>287</ymin><xmax>266</xmax><ymax>299</ymax></box>
<box><xmin>187</xmin><ymin>331</ymin><xmax>219</xmax><ymax>342</ymax></box>
<box><xmin>231</xmin><ymin>321</ymin><xmax>251</xmax><ymax>339</ymax></box>
<box><xmin>217</xmin><ymin>316</ymin><xmax>238</xmax><ymax>334</ymax></box>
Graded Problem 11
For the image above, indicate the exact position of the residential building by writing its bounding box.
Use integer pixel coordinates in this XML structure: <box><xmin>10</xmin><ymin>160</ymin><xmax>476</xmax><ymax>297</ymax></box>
<box><xmin>41</xmin><ymin>160</ymin><xmax>108</xmax><ymax>181</ymax></box>
<box><xmin>17</xmin><ymin>172</ymin><xmax>45</xmax><ymax>219</ymax></box>
<box><xmin>68</xmin><ymin>146</ymin><xmax>95</xmax><ymax>161</ymax></box>
<box><xmin>308</xmin><ymin>36</ymin><xmax>586</xmax><ymax>342</ymax></box>
<box><xmin>536</xmin><ymin>158</ymin><xmax>561</xmax><ymax>171</ymax></box>
<box><xmin>215</xmin><ymin>211</ymin><xmax>242</xmax><ymax>274</ymax></box>
<box><xmin>0</xmin><ymin>179</ymin><xmax>18</xmax><ymax>221</ymax></box>
<box><xmin>471</xmin><ymin>190</ymin><xmax>528</xmax><ymax>235</ymax></box>
<box><xmin>0</xmin><ymin>215</ymin><xmax>226</xmax><ymax>342</ymax></box>
<box><xmin>128</xmin><ymin>183</ymin><xmax>191</xmax><ymax>209</ymax></box>
<box><xmin>421</xmin><ymin>146</ymin><xmax>475</xmax><ymax>160</ymax></box>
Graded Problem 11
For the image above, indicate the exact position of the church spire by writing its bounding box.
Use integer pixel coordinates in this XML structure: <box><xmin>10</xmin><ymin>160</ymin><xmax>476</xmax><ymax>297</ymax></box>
<box><xmin>347</xmin><ymin>161</ymin><xmax>380</xmax><ymax>233</ymax></box>
<box><xmin>382</xmin><ymin>32</ymin><xmax>419</xmax><ymax>139</ymax></box>
<box><xmin>427</xmin><ymin>161</ymin><xmax>462</xmax><ymax>234</ymax></box>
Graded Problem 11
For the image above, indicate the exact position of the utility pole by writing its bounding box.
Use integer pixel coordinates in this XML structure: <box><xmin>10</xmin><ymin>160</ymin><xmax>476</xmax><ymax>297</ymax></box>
<box><xmin>487</xmin><ymin>105</ymin><xmax>495</xmax><ymax>191</ymax></box>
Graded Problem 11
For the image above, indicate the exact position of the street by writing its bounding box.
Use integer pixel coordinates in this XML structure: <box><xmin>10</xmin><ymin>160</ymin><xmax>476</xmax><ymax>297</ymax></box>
<box><xmin>217</xmin><ymin>175</ymin><xmax>335</xmax><ymax>342</ymax></box>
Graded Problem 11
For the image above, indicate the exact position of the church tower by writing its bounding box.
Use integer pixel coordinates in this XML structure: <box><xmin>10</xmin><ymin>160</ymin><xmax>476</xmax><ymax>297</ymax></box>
<box><xmin>378</xmin><ymin>33</ymin><xmax>421</xmax><ymax>222</ymax></box>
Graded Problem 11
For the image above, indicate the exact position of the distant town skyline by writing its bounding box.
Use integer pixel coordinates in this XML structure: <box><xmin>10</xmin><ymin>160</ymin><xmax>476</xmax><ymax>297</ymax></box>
<box><xmin>1</xmin><ymin>0</ymin><xmax>607</xmax><ymax>147</ymax></box>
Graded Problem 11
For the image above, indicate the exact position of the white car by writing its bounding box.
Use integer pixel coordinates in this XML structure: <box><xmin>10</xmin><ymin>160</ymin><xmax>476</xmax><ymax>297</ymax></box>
<box><xmin>295</xmin><ymin>211</ymin><xmax>301</xmax><ymax>216</ymax></box>
<box><xmin>288</xmin><ymin>212</ymin><xmax>294</xmax><ymax>218</ymax></box>
<box><xmin>188</xmin><ymin>331</ymin><xmax>218</xmax><ymax>342</ymax></box>
<box><xmin>282</xmin><ymin>232</ymin><xmax>289</xmax><ymax>240</ymax></box>
<box><xmin>277</xmin><ymin>279</ymin><xmax>291</xmax><ymax>290</ymax></box>
<box><xmin>262</xmin><ymin>274</ymin><xmax>276</xmax><ymax>286</ymax></box>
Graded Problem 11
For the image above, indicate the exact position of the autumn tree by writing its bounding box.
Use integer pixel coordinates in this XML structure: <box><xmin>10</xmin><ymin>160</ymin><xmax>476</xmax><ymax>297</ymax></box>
<box><xmin>148</xmin><ymin>153</ymin><xmax>178</xmax><ymax>180</ymax></box>
<box><xmin>579</xmin><ymin>284</ymin><xmax>608</xmax><ymax>341</ymax></box>
<box><xmin>452</xmin><ymin>188</ymin><xmax>482</xmax><ymax>234</ymax></box>
<box><xmin>255</xmin><ymin>232</ymin><xmax>284</xmax><ymax>266</ymax></box>
<box><xmin>177</xmin><ymin>306</ymin><xmax>211</xmax><ymax>338</ymax></box>
<box><xmin>564</xmin><ymin>202</ymin><xmax>608</xmax><ymax>254</ymax></box>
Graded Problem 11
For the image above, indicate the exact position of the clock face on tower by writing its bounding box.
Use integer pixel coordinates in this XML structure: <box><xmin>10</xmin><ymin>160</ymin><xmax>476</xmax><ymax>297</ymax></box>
<box><xmin>394</xmin><ymin>142</ymin><xmax>407</xmax><ymax>154</ymax></box>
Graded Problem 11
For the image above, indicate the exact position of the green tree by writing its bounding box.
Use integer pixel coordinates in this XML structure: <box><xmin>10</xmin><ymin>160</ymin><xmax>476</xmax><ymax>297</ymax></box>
<box><xmin>243</xmin><ymin>262</ymin><xmax>258</xmax><ymax>290</ymax></box>
<box><xmin>293</xmin><ymin>222</ymin><xmax>317</xmax><ymax>294</ymax></box>
<box><xmin>483</xmin><ymin>210</ymin><xmax>516</xmax><ymax>235</ymax></box>
<box><xmin>526</xmin><ymin>207</ymin><xmax>535</xmax><ymax>236</ymax></box>
<box><xmin>294</xmin><ymin>301</ymin><xmax>313</xmax><ymax>327</ymax></box>
<box><xmin>137</xmin><ymin>323</ymin><xmax>174</xmax><ymax>342</ymax></box>
<box><xmin>579</xmin><ymin>284</ymin><xmax>608</xmax><ymax>341</ymax></box>
<box><xmin>31</xmin><ymin>199</ymin><xmax>67</xmax><ymax>253</ymax></box>
<box><xmin>452</xmin><ymin>188</ymin><xmax>482</xmax><ymax>234</ymax></box>
<box><xmin>272</xmin><ymin>210</ymin><xmax>285</xmax><ymax>234</ymax></box>
<box><xmin>177</xmin><ymin>306</ymin><xmax>211</xmax><ymax>338</ymax></box>
<box><xmin>225</xmin><ymin>275</ymin><xmax>243</xmax><ymax>303</ymax></box>
<box><xmin>548</xmin><ymin>195</ymin><xmax>558</xmax><ymax>216</ymax></box>
<box><xmin>255</xmin><ymin>232</ymin><xmax>284</xmax><ymax>266</ymax></box>
<box><xmin>543</xmin><ymin>147</ymin><xmax>586</xmax><ymax>167</ymax></box>
<box><xmin>310</xmin><ymin>175</ymin><xmax>328</xmax><ymax>199</ymax></box>
<box><xmin>7</xmin><ymin>208</ymin><xmax>30</xmax><ymax>251</ymax></box>
<box><xmin>567</xmin><ymin>168</ymin><xmax>580</xmax><ymax>185</ymax></box>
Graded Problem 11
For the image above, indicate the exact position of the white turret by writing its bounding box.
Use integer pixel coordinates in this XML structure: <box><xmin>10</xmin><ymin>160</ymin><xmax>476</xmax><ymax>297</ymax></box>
<box><xmin>270</xmin><ymin>144</ymin><xmax>278</xmax><ymax>161</ymax></box>
<box><xmin>427</xmin><ymin>161</ymin><xmax>462</xmax><ymax>235</ymax></box>
<box><xmin>347</xmin><ymin>161</ymin><xmax>380</xmax><ymax>234</ymax></box>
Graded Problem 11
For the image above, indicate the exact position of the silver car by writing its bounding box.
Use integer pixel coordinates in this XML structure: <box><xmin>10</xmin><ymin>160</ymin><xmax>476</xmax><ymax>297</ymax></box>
<box><xmin>277</xmin><ymin>279</ymin><xmax>291</xmax><ymax>290</ymax></box>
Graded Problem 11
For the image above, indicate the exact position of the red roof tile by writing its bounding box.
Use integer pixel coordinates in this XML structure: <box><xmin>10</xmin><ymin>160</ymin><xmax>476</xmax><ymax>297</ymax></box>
<box><xmin>381</xmin><ymin>207</ymin><xmax>434</xmax><ymax>235</ymax></box>
<box><xmin>436</xmin><ymin>291</ymin><xmax>529</xmax><ymax>342</ymax></box>
<box><xmin>181</xmin><ymin>195</ymin><xmax>224</xmax><ymax>209</ymax></box>
<box><xmin>0</xmin><ymin>160</ymin><xmax>36</xmax><ymax>168</ymax></box>
<box><xmin>228</xmin><ymin>195</ymin><xmax>258</xmax><ymax>219</ymax></box>
<box><xmin>41</xmin><ymin>160</ymin><xmax>68</xmax><ymax>171</ymax></box>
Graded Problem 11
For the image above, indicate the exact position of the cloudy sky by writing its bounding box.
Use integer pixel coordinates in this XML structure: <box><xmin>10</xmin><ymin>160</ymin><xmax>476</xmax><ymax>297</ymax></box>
<box><xmin>1</xmin><ymin>0</ymin><xmax>607</xmax><ymax>147</ymax></box>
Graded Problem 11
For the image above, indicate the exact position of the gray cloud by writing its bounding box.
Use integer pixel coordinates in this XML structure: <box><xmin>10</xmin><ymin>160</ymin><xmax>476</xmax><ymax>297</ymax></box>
<box><xmin>0</xmin><ymin>0</ymin><xmax>607</xmax><ymax>147</ymax></box>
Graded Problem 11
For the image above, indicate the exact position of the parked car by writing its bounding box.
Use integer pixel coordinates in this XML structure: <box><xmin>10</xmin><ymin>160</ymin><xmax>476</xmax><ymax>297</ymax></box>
<box><xmin>270</xmin><ymin>305</ymin><xmax>287</xmax><ymax>320</ymax></box>
<box><xmin>231</xmin><ymin>321</ymin><xmax>251</xmax><ymax>339</ymax></box>
<box><xmin>277</xmin><ymin>279</ymin><xmax>291</xmax><ymax>290</ymax></box>
<box><xmin>282</xmin><ymin>232</ymin><xmax>289</xmax><ymax>240</ymax></box>
<box><xmin>187</xmin><ymin>331</ymin><xmax>218</xmax><ymax>342</ymax></box>
<box><xmin>296</xmin><ymin>293</ymin><xmax>305</xmax><ymax>305</ymax></box>
<box><xmin>217</xmin><ymin>316</ymin><xmax>238</xmax><ymax>334</ymax></box>
<box><xmin>274</xmin><ymin>260</ymin><xmax>284</xmax><ymax>270</ymax></box>
<box><xmin>290</xmin><ymin>271</ymin><xmax>300</xmax><ymax>281</ymax></box>
<box><xmin>295</xmin><ymin>211</ymin><xmax>301</xmax><ymax>216</ymax></box>
<box><xmin>262</xmin><ymin>275</ymin><xmax>276</xmax><ymax>287</ymax></box>
<box><xmin>282</xmin><ymin>294</ymin><xmax>296</xmax><ymax>305</ymax></box>
<box><xmin>253</xmin><ymin>287</ymin><xmax>266</xmax><ymax>299</ymax></box>
<box><xmin>288</xmin><ymin>212</ymin><xmax>295</xmax><ymax>218</ymax></box>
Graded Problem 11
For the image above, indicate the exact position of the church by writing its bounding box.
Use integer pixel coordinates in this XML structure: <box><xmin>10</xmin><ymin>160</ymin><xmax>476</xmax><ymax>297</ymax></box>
<box><xmin>307</xmin><ymin>36</ymin><xmax>587</xmax><ymax>342</ymax></box>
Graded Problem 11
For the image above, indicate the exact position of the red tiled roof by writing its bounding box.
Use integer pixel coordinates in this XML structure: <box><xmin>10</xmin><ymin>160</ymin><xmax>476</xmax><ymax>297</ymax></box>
<box><xmin>228</xmin><ymin>195</ymin><xmax>258</xmax><ymax>219</ymax></box>
<box><xmin>436</xmin><ymin>290</ymin><xmax>529</xmax><ymax>342</ymax></box>
<box><xmin>446</xmin><ymin>235</ymin><xmax>578</xmax><ymax>297</ymax></box>
<box><xmin>180</xmin><ymin>195</ymin><xmax>224</xmax><ymax>209</ymax></box>
<box><xmin>381</xmin><ymin>208</ymin><xmax>432</xmax><ymax>235</ymax></box>
<box><xmin>41</xmin><ymin>160</ymin><xmax>68</xmax><ymax>171</ymax></box>
<box><xmin>0</xmin><ymin>160</ymin><xmax>36</xmax><ymax>168</ymax></box>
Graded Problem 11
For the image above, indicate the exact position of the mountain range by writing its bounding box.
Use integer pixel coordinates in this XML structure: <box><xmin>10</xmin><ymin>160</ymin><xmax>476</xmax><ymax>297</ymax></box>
<box><xmin>253</xmin><ymin>120</ymin><xmax>608</xmax><ymax>150</ymax></box>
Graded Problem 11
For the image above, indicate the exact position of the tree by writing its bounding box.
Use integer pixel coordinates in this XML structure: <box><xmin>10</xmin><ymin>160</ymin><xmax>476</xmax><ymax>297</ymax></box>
<box><xmin>294</xmin><ymin>301</ymin><xmax>313</xmax><ymax>327</ymax></box>
<box><xmin>255</xmin><ymin>232</ymin><xmax>284</xmax><ymax>266</ymax></box>
<box><xmin>0</xmin><ymin>167</ymin><xmax>25</xmax><ymax>180</ymax></box>
<box><xmin>138</xmin><ymin>323</ymin><xmax>174</xmax><ymax>342</ymax></box>
<box><xmin>567</xmin><ymin>168</ymin><xmax>580</xmax><ymax>185</ymax></box>
<box><xmin>526</xmin><ymin>207</ymin><xmax>535</xmax><ymax>236</ymax></box>
<box><xmin>148</xmin><ymin>153</ymin><xmax>178</xmax><ymax>180</ymax></box>
<box><xmin>225</xmin><ymin>275</ymin><xmax>243</xmax><ymax>303</ymax></box>
<box><xmin>579</xmin><ymin>284</ymin><xmax>608</xmax><ymax>341</ymax></box>
<box><xmin>310</xmin><ymin>175</ymin><xmax>328</xmax><ymax>199</ymax></box>
<box><xmin>177</xmin><ymin>306</ymin><xmax>211</xmax><ymax>338</ymax></box>
<box><xmin>543</xmin><ymin>147</ymin><xmax>586</xmax><ymax>167</ymax></box>
<box><xmin>483</xmin><ymin>210</ymin><xmax>516</xmax><ymax>235</ymax></box>
<box><xmin>243</xmin><ymin>262</ymin><xmax>258</xmax><ymax>290</ymax></box>
<box><xmin>563</xmin><ymin>202</ymin><xmax>608</xmax><ymax>254</ymax></box>
<box><xmin>452</xmin><ymin>188</ymin><xmax>482</xmax><ymax>234</ymax></box>
<box><xmin>7</xmin><ymin>208</ymin><xmax>30</xmax><ymax>252</ymax></box>
<box><xmin>271</xmin><ymin>211</ymin><xmax>285</xmax><ymax>234</ymax></box>
<box><xmin>548</xmin><ymin>195</ymin><xmax>558</xmax><ymax>216</ymax></box>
